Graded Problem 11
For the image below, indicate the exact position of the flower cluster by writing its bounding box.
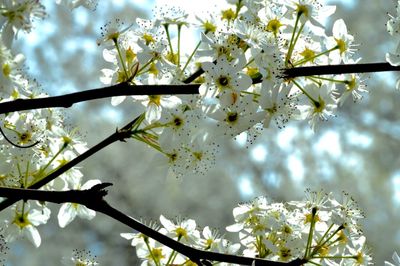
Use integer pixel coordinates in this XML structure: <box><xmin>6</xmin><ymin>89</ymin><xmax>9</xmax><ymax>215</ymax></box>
<box><xmin>121</xmin><ymin>215</ymin><xmax>240</xmax><ymax>266</ymax></box>
<box><xmin>0</xmin><ymin>0</ymin><xmax>99</xmax><ymax>252</ymax></box>
<box><xmin>227</xmin><ymin>191</ymin><xmax>370</xmax><ymax>265</ymax></box>
<box><xmin>99</xmin><ymin>0</ymin><xmax>367</xmax><ymax>177</ymax></box>
<box><xmin>0</xmin><ymin>0</ymin><xmax>396</xmax><ymax>264</ymax></box>
<box><xmin>121</xmin><ymin>190</ymin><xmax>372</xmax><ymax>265</ymax></box>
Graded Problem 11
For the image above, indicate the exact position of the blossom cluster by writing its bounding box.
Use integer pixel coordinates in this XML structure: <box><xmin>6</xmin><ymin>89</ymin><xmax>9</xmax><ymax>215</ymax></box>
<box><xmin>98</xmin><ymin>0</ymin><xmax>367</xmax><ymax>178</ymax></box>
<box><xmin>121</xmin><ymin>216</ymin><xmax>240</xmax><ymax>266</ymax></box>
<box><xmin>0</xmin><ymin>0</ymin><xmax>397</xmax><ymax>265</ymax></box>
<box><xmin>0</xmin><ymin>0</ymin><xmax>99</xmax><ymax>252</ymax></box>
<box><xmin>121</xmin><ymin>190</ymin><xmax>374</xmax><ymax>265</ymax></box>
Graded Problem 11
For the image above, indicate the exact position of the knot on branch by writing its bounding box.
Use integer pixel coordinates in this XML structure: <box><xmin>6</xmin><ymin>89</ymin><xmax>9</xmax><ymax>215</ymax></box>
<box><xmin>80</xmin><ymin>182</ymin><xmax>113</xmax><ymax>206</ymax></box>
<box><xmin>115</xmin><ymin>127</ymin><xmax>132</xmax><ymax>142</ymax></box>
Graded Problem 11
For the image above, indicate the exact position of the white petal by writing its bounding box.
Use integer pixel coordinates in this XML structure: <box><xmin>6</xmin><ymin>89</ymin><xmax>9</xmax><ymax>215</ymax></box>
<box><xmin>160</xmin><ymin>96</ymin><xmax>181</xmax><ymax>108</ymax></box>
<box><xmin>120</xmin><ymin>233</ymin><xmax>135</xmax><ymax>240</ymax></box>
<box><xmin>159</xmin><ymin>215</ymin><xmax>175</xmax><ymax>231</ymax></box>
<box><xmin>77</xmin><ymin>205</ymin><xmax>96</xmax><ymax>220</ymax></box>
<box><xmin>145</xmin><ymin>103</ymin><xmax>161</xmax><ymax>123</ymax></box>
<box><xmin>386</xmin><ymin>52</ymin><xmax>400</xmax><ymax>66</ymax></box>
<box><xmin>333</xmin><ymin>19</ymin><xmax>347</xmax><ymax>38</ymax></box>
<box><xmin>29</xmin><ymin>208</ymin><xmax>51</xmax><ymax>226</ymax></box>
<box><xmin>58</xmin><ymin>203</ymin><xmax>77</xmax><ymax>228</ymax></box>
<box><xmin>103</xmin><ymin>48</ymin><xmax>117</xmax><ymax>63</ymax></box>
<box><xmin>111</xmin><ymin>96</ymin><xmax>126</xmax><ymax>106</ymax></box>
<box><xmin>24</xmin><ymin>225</ymin><xmax>41</xmax><ymax>247</ymax></box>
<box><xmin>81</xmin><ymin>179</ymin><xmax>102</xmax><ymax>190</ymax></box>
<box><xmin>226</xmin><ymin>223</ymin><xmax>243</xmax><ymax>232</ymax></box>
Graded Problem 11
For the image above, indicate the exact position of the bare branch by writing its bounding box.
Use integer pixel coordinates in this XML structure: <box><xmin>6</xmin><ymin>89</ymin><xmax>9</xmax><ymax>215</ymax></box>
<box><xmin>0</xmin><ymin>185</ymin><xmax>306</xmax><ymax>266</ymax></box>
<box><xmin>0</xmin><ymin>62</ymin><xmax>398</xmax><ymax>114</ymax></box>
<box><xmin>0</xmin><ymin>83</ymin><xmax>200</xmax><ymax>114</ymax></box>
<box><xmin>283</xmin><ymin>62</ymin><xmax>400</xmax><ymax>78</ymax></box>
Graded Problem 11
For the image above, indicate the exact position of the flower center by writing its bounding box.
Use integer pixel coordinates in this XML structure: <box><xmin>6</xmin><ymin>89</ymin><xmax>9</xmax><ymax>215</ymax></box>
<box><xmin>217</xmin><ymin>75</ymin><xmax>230</xmax><ymax>88</ymax></box>
<box><xmin>335</xmin><ymin>38</ymin><xmax>346</xmax><ymax>55</ymax></box>
<box><xmin>226</xmin><ymin>112</ymin><xmax>238</xmax><ymax>123</ymax></box>
<box><xmin>266</xmin><ymin>19</ymin><xmax>282</xmax><ymax>36</ymax></box>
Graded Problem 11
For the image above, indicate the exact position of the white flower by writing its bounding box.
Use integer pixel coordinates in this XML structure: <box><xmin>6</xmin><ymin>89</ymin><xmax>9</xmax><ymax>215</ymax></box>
<box><xmin>49</xmin><ymin>126</ymin><xmax>88</xmax><ymax>155</ymax></box>
<box><xmin>233</xmin><ymin>19</ymin><xmax>268</xmax><ymax>50</ymax></box>
<box><xmin>159</xmin><ymin>215</ymin><xmax>200</xmax><ymax>245</ymax></box>
<box><xmin>259</xmin><ymin>83</ymin><xmax>298</xmax><ymax>128</ymax></box>
<box><xmin>5</xmin><ymin>203</ymin><xmax>51</xmax><ymax>247</ymax></box>
<box><xmin>159</xmin><ymin>107</ymin><xmax>202</xmax><ymax>143</ymax></box>
<box><xmin>135</xmin><ymin>237</ymin><xmax>172</xmax><ymax>265</ymax></box>
<box><xmin>327</xmin><ymin>19</ymin><xmax>356</xmax><ymax>64</ymax></box>
<box><xmin>153</xmin><ymin>5</ymin><xmax>188</xmax><ymax>26</ymax></box>
<box><xmin>386</xmin><ymin>252</ymin><xmax>400</xmax><ymax>266</ymax></box>
<box><xmin>132</xmin><ymin>84</ymin><xmax>182</xmax><ymax>123</ymax></box>
<box><xmin>387</xmin><ymin>4</ymin><xmax>400</xmax><ymax>37</ymax></box>
<box><xmin>0</xmin><ymin>0</ymin><xmax>46</xmax><ymax>46</ymax></box>
<box><xmin>283</xmin><ymin>0</ymin><xmax>336</xmax><ymax>27</ymax></box>
<box><xmin>154</xmin><ymin>136</ymin><xmax>188</xmax><ymax>178</ymax></box>
<box><xmin>226</xmin><ymin>196</ymin><xmax>269</xmax><ymax>232</ymax></box>
<box><xmin>337</xmin><ymin>74</ymin><xmax>368</xmax><ymax>105</ymax></box>
<box><xmin>184</xmin><ymin>136</ymin><xmax>218</xmax><ymax>175</ymax></box>
<box><xmin>57</xmin><ymin>179</ymin><xmax>101</xmax><ymax>228</ymax></box>
<box><xmin>386</xmin><ymin>42</ymin><xmax>400</xmax><ymax>66</ymax></box>
<box><xmin>56</xmin><ymin>0</ymin><xmax>98</xmax><ymax>10</ymax></box>
<box><xmin>61</xmin><ymin>249</ymin><xmax>98</xmax><ymax>265</ymax></box>
<box><xmin>208</xmin><ymin>92</ymin><xmax>265</xmax><ymax>137</ymax></box>
<box><xmin>136</xmin><ymin>39</ymin><xmax>174</xmax><ymax>74</ymax></box>
<box><xmin>296</xmin><ymin>83</ymin><xmax>337</xmax><ymax>131</ymax></box>
<box><xmin>201</xmin><ymin>55</ymin><xmax>252</xmax><ymax>98</ymax></box>
<box><xmin>197</xmin><ymin>31</ymin><xmax>243</xmax><ymax>61</ymax></box>
<box><xmin>0</xmin><ymin>39</ymin><xmax>26</xmax><ymax>95</ymax></box>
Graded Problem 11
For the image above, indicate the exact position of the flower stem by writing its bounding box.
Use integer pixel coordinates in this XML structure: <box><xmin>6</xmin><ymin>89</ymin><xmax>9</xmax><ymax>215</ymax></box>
<box><xmin>304</xmin><ymin>207</ymin><xmax>317</xmax><ymax>258</ymax></box>
<box><xmin>166</xmin><ymin>236</ymin><xmax>182</xmax><ymax>265</ymax></box>
<box><xmin>137</xmin><ymin>58</ymin><xmax>155</xmax><ymax>76</ymax></box>
<box><xmin>164</xmin><ymin>24</ymin><xmax>175</xmax><ymax>56</ymax></box>
<box><xmin>144</xmin><ymin>238</ymin><xmax>161</xmax><ymax>266</ymax></box>
<box><xmin>292</xmin><ymin>79</ymin><xmax>318</xmax><ymax>104</ymax></box>
<box><xmin>113</xmin><ymin>39</ymin><xmax>129</xmax><ymax>80</ymax></box>
<box><xmin>177</xmin><ymin>24</ymin><xmax>182</xmax><ymax>68</ymax></box>
<box><xmin>285</xmin><ymin>14</ymin><xmax>301</xmax><ymax>66</ymax></box>
<box><xmin>293</xmin><ymin>46</ymin><xmax>339</xmax><ymax>67</ymax></box>
<box><xmin>182</xmin><ymin>40</ymin><xmax>202</xmax><ymax>75</ymax></box>
<box><xmin>34</xmin><ymin>144</ymin><xmax>67</xmax><ymax>182</ymax></box>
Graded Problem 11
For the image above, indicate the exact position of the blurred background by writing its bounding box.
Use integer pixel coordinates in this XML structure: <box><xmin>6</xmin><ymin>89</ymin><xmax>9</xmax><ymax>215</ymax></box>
<box><xmin>2</xmin><ymin>0</ymin><xmax>400</xmax><ymax>264</ymax></box>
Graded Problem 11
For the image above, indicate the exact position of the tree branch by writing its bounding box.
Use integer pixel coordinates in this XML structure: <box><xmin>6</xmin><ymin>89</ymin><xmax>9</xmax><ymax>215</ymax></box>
<box><xmin>0</xmin><ymin>183</ymin><xmax>112</xmax><ymax>204</ymax></box>
<box><xmin>0</xmin><ymin>113</ymin><xmax>142</xmax><ymax>212</ymax></box>
<box><xmin>283</xmin><ymin>62</ymin><xmax>400</xmax><ymax>77</ymax></box>
<box><xmin>0</xmin><ymin>62</ymin><xmax>398</xmax><ymax>114</ymax></box>
<box><xmin>0</xmin><ymin>83</ymin><xmax>200</xmax><ymax>114</ymax></box>
<box><xmin>0</xmin><ymin>185</ymin><xmax>306</xmax><ymax>266</ymax></box>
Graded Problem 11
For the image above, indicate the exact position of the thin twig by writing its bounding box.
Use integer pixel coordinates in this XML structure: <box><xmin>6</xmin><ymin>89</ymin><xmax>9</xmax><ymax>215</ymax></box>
<box><xmin>0</xmin><ymin>124</ymin><xmax>40</xmax><ymax>148</ymax></box>
<box><xmin>0</xmin><ymin>185</ymin><xmax>306</xmax><ymax>266</ymax></box>
<box><xmin>0</xmin><ymin>114</ymin><xmax>142</xmax><ymax>212</ymax></box>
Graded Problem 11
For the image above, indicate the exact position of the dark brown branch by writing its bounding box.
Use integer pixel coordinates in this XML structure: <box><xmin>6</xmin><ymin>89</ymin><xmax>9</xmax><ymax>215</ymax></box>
<box><xmin>0</xmin><ymin>185</ymin><xmax>306</xmax><ymax>266</ymax></box>
<box><xmin>0</xmin><ymin>83</ymin><xmax>200</xmax><ymax>114</ymax></box>
<box><xmin>0</xmin><ymin>62</ymin><xmax>398</xmax><ymax>114</ymax></box>
<box><xmin>283</xmin><ymin>62</ymin><xmax>400</xmax><ymax>77</ymax></box>
<box><xmin>0</xmin><ymin>114</ymin><xmax>142</xmax><ymax>212</ymax></box>
<box><xmin>0</xmin><ymin>183</ymin><xmax>112</xmax><ymax>204</ymax></box>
